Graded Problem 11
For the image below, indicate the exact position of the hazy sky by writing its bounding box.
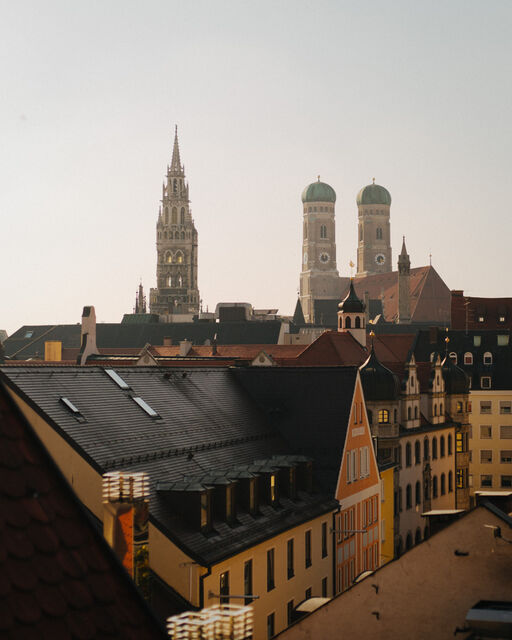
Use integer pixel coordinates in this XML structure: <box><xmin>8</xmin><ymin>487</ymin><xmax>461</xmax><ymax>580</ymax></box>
<box><xmin>2</xmin><ymin>1</ymin><xmax>511</xmax><ymax>334</ymax></box>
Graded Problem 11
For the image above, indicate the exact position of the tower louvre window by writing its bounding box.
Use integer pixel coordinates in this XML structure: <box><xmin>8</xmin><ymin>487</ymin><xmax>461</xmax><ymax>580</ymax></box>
<box><xmin>376</xmin><ymin>227</ymin><xmax>382</xmax><ymax>239</ymax></box>
<box><xmin>320</xmin><ymin>224</ymin><xmax>327</xmax><ymax>239</ymax></box>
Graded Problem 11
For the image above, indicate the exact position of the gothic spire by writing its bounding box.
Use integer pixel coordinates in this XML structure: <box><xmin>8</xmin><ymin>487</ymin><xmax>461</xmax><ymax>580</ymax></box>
<box><xmin>170</xmin><ymin>125</ymin><xmax>182</xmax><ymax>173</ymax></box>
<box><xmin>400</xmin><ymin>235</ymin><xmax>408</xmax><ymax>256</ymax></box>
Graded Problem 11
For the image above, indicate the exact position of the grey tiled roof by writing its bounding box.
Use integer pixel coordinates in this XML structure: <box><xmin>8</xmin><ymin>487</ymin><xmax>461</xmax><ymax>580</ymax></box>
<box><xmin>0</xmin><ymin>366</ymin><xmax>336</xmax><ymax>565</ymax></box>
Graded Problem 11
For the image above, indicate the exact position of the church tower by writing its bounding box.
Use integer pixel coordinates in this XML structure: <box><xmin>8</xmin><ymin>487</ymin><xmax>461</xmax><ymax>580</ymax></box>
<box><xmin>356</xmin><ymin>180</ymin><xmax>392</xmax><ymax>277</ymax></box>
<box><xmin>149</xmin><ymin>127</ymin><xmax>200</xmax><ymax>319</ymax></box>
<box><xmin>299</xmin><ymin>177</ymin><xmax>340</xmax><ymax>323</ymax></box>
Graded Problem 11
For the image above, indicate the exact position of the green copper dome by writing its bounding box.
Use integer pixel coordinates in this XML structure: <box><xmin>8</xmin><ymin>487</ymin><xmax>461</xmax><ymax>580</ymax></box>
<box><xmin>301</xmin><ymin>179</ymin><xmax>336</xmax><ymax>204</ymax></box>
<box><xmin>356</xmin><ymin>181</ymin><xmax>391</xmax><ymax>206</ymax></box>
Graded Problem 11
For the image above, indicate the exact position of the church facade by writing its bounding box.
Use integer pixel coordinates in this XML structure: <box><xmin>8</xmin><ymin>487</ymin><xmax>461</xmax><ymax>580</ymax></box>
<box><xmin>299</xmin><ymin>178</ymin><xmax>451</xmax><ymax>326</ymax></box>
<box><xmin>149</xmin><ymin>127</ymin><xmax>200</xmax><ymax>319</ymax></box>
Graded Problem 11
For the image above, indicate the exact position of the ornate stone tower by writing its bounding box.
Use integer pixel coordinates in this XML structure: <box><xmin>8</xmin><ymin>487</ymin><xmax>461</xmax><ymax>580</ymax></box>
<box><xmin>149</xmin><ymin>127</ymin><xmax>199</xmax><ymax>319</ymax></box>
<box><xmin>299</xmin><ymin>177</ymin><xmax>340</xmax><ymax>323</ymax></box>
<box><xmin>356</xmin><ymin>180</ymin><xmax>392</xmax><ymax>277</ymax></box>
<box><xmin>397</xmin><ymin>236</ymin><xmax>411</xmax><ymax>324</ymax></box>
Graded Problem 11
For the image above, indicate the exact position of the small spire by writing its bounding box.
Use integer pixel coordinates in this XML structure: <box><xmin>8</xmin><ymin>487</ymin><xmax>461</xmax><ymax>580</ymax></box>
<box><xmin>317</xmin><ymin>175</ymin><xmax>321</xmax><ymax>182</ymax></box>
<box><xmin>372</xmin><ymin>177</ymin><xmax>375</xmax><ymax>184</ymax></box>
<box><xmin>170</xmin><ymin>125</ymin><xmax>182</xmax><ymax>172</ymax></box>
<box><xmin>400</xmin><ymin>236</ymin><xmax>408</xmax><ymax>255</ymax></box>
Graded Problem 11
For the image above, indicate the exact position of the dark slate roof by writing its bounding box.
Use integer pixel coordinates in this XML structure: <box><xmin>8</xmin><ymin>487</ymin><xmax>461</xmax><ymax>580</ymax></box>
<box><xmin>232</xmin><ymin>367</ymin><xmax>358</xmax><ymax>495</ymax></box>
<box><xmin>0</xmin><ymin>367</ymin><xmax>336</xmax><ymax>566</ymax></box>
<box><xmin>4</xmin><ymin>321</ymin><xmax>284</xmax><ymax>360</ymax></box>
<box><xmin>412</xmin><ymin>329</ymin><xmax>512</xmax><ymax>391</ymax></box>
<box><xmin>313</xmin><ymin>300</ymin><xmax>339</xmax><ymax>328</ymax></box>
<box><xmin>0</xmin><ymin>381</ymin><xmax>167</xmax><ymax>639</ymax></box>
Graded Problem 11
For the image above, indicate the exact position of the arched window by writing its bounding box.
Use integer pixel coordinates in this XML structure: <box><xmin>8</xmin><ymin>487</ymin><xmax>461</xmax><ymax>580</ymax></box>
<box><xmin>483</xmin><ymin>351</ymin><xmax>493</xmax><ymax>365</ymax></box>
<box><xmin>167</xmin><ymin>276</ymin><xmax>172</xmax><ymax>287</ymax></box>
<box><xmin>406</xmin><ymin>485</ymin><xmax>412</xmax><ymax>509</ymax></box>
<box><xmin>164</xmin><ymin>207</ymin><xmax>169</xmax><ymax>224</ymax></box>
<box><xmin>434</xmin><ymin>404</ymin><xmax>437</xmax><ymax>417</ymax></box>
<box><xmin>405</xmin><ymin>443</ymin><xmax>412</xmax><ymax>467</ymax></box>
<box><xmin>359</xmin><ymin>226</ymin><xmax>363</xmax><ymax>241</ymax></box>
<box><xmin>432</xmin><ymin>475</ymin><xmax>438</xmax><ymax>498</ymax></box>
<box><xmin>415</xmin><ymin>481</ymin><xmax>421</xmax><ymax>505</ymax></box>
<box><xmin>440</xmin><ymin>435</ymin><xmax>445</xmax><ymax>457</ymax></box>
<box><xmin>415</xmin><ymin>441</ymin><xmax>421</xmax><ymax>464</ymax></box>
<box><xmin>414</xmin><ymin>406</ymin><xmax>418</xmax><ymax>419</ymax></box>
<box><xmin>407</xmin><ymin>406</ymin><xmax>411</xmax><ymax>420</ymax></box>
<box><xmin>180</xmin><ymin>207</ymin><xmax>185</xmax><ymax>225</ymax></box>
<box><xmin>376</xmin><ymin>227</ymin><xmax>382</xmax><ymax>239</ymax></box>
<box><xmin>448</xmin><ymin>434</ymin><xmax>453</xmax><ymax>455</ymax></box>
<box><xmin>449</xmin><ymin>352</ymin><xmax>457</xmax><ymax>364</ymax></box>
<box><xmin>432</xmin><ymin>437</ymin><xmax>438</xmax><ymax>459</ymax></box>
<box><xmin>415</xmin><ymin>528</ymin><xmax>422</xmax><ymax>545</ymax></box>
<box><xmin>406</xmin><ymin>532</ymin><xmax>413</xmax><ymax>550</ymax></box>
<box><xmin>355</xmin><ymin>316</ymin><xmax>361</xmax><ymax>328</ymax></box>
<box><xmin>177</xmin><ymin>274</ymin><xmax>183</xmax><ymax>287</ymax></box>
<box><xmin>320</xmin><ymin>224</ymin><xmax>327</xmax><ymax>239</ymax></box>
<box><xmin>456</xmin><ymin>401</ymin><xmax>463</xmax><ymax>413</ymax></box>
<box><xmin>176</xmin><ymin>251</ymin><xmax>183</xmax><ymax>264</ymax></box>
<box><xmin>430</xmin><ymin>352</ymin><xmax>435</xmax><ymax>362</ymax></box>
<box><xmin>394</xmin><ymin>408</ymin><xmax>397</xmax><ymax>423</ymax></box>
<box><xmin>424</xmin><ymin>526</ymin><xmax>430</xmax><ymax>540</ymax></box>
<box><xmin>181</xmin><ymin>231</ymin><xmax>185</xmax><ymax>239</ymax></box>
<box><xmin>441</xmin><ymin>473</ymin><xmax>446</xmax><ymax>495</ymax></box>
<box><xmin>166</xmin><ymin>252</ymin><xmax>172</xmax><ymax>263</ymax></box>
<box><xmin>173</xmin><ymin>179</ymin><xmax>177</xmax><ymax>193</ymax></box>
<box><xmin>424</xmin><ymin>476</ymin><xmax>430</xmax><ymax>501</ymax></box>
<box><xmin>448</xmin><ymin>471</ymin><xmax>453</xmax><ymax>492</ymax></box>
<box><xmin>424</xmin><ymin>437</ymin><xmax>429</xmax><ymax>460</ymax></box>
<box><xmin>345</xmin><ymin>316</ymin><xmax>352</xmax><ymax>329</ymax></box>
<box><xmin>378</xmin><ymin>409</ymin><xmax>390</xmax><ymax>424</ymax></box>
<box><xmin>439</xmin><ymin>402</ymin><xmax>443</xmax><ymax>416</ymax></box>
<box><xmin>171</xmin><ymin>207</ymin><xmax>177</xmax><ymax>225</ymax></box>
<box><xmin>464</xmin><ymin>352</ymin><xmax>473</xmax><ymax>365</ymax></box>
<box><xmin>164</xmin><ymin>230</ymin><xmax>168</xmax><ymax>239</ymax></box>
<box><xmin>395</xmin><ymin>537</ymin><xmax>403</xmax><ymax>558</ymax></box>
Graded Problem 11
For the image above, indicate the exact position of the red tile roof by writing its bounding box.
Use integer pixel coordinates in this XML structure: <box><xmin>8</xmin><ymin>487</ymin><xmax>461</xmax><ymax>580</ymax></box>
<box><xmin>0</xmin><ymin>383</ymin><xmax>166</xmax><ymax>639</ymax></box>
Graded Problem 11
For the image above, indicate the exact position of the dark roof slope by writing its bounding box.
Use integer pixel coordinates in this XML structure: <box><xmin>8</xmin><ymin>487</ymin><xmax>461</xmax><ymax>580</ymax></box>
<box><xmin>0</xmin><ymin>381</ymin><xmax>167</xmax><ymax>639</ymax></box>
<box><xmin>0</xmin><ymin>367</ymin><xmax>335</xmax><ymax>565</ymax></box>
<box><xmin>232</xmin><ymin>367</ymin><xmax>358</xmax><ymax>494</ymax></box>
<box><xmin>4</xmin><ymin>321</ymin><xmax>284</xmax><ymax>360</ymax></box>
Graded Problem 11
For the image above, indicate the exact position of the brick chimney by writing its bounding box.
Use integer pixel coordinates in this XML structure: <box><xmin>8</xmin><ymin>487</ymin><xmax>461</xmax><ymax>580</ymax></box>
<box><xmin>77</xmin><ymin>306</ymin><xmax>100</xmax><ymax>365</ymax></box>
<box><xmin>179</xmin><ymin>339</ymin><xmax>192</xmax><ymax>356</ymax></box>
<box><xmin>103</xmin><ymin>471</ymin><xmax>150</xmax><ymax>598</ymax></box>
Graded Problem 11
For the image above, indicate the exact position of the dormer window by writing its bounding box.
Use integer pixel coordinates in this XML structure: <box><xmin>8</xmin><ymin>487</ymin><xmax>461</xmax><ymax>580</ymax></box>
<box><xmin>226</xmin><ymin>485</ymin><xmax>236</xmax><ymax>524</ymax></box>
<box><xmin>478</xmin><ymin>315</ymin><xmax>485</xmax><ymax>323</ymax></box>
<box><xmin>456</xmin><ymin>401</ymin><xmax>463</xmax><ymax>413</ymax></box>
<box><xmin>270</xmin><ymin>473</ymin><xmax>278</xmax><ymax>507</ymax></box>
<box><xmin>449</xmin><ymin>353</ymin><xmax>457</xmax><ymax>364</ymax></box>
<box><xmin>378</xmin><ymin>409</ymin><xmax>390</xmax><ymax>424</ymax></box>
<box><xmin>200</xmin><ymin>492</ymin><xmax>211</xmax><ymax>532</ymax></box>
<box><xmin>499</xmin><ymin>315</ymin><xmax>506</xmax><ymax>323</ymax></box>
<box><xmin>249</xmin><ymin>478</ymin><xmax>258</xmax><ymax>515</ymax></box>
<box><xmin>483</xmin><ymin>352</ymin><xmax>493</xmax><ymax>365</ymax></box>
<box><xmin>464</xmin><ymin>352</ymin><xmax>473</xmax><ymax>365</ymax></box>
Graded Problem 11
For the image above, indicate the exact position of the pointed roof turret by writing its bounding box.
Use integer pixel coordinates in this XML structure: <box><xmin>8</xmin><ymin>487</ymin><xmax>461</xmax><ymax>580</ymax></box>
<box><xmin>398</xmin><ymin>235</ymin><xmax>411</xmax><ymax>275</ymax></box>
<box><xmin>293</xmin><ymin>298</ymin><xmax>306</xmax><ymax>325</ymax></box>
<box><xmin>400</xmin><ymin>236</ymin><xmax>408</xmax><ymax>256</ymax></box>
<box><xmin>170</xmin><ymin>125</ymin><xmax>183</xmax><ymax>173</ymax></box>
<box><xmin>338</xmin><ymin>280</ymin><xmax>365</xmax><ymax>313</ymax></box>
<box><xmin>359</xmin><ymin>344</ymin><xmax>401</xmax><ymax>401</ymax></box>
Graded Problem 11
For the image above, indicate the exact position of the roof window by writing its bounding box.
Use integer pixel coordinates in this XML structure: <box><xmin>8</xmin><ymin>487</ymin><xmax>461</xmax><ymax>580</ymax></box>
<box><xmin>133</xmin><ymin>396</ymin><xmax>159</xmax><ymax>418</ymax></box>
<box><xmin>59</xmin><ymin>397</ymin><xmax>85</xmax><ymax>422</ymax></box>
<box><xmin>24</xmin><ymin>330</ymin><xmax>34</xmax><ymax>339</ymax></box>
<box><xmin>105</xmin><ymin>368</ymin><xmax>130</xmax><ymax>389</ymax></box>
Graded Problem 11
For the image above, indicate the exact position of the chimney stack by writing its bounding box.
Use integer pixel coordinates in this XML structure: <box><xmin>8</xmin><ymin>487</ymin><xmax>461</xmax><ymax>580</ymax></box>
<box><xmin>78</xmin><ymin>306</ymin><xmax>100</xmax><ymax>365</ymax></box>
<box><xmin>180</xmin><ymin>339</ymin><xmax>192</xmax><ymax>356</ymax></box>
<box><xmin>103</xmin><ymin>471</ymin><xmax>150</xmax><ymax>598</ymax></box>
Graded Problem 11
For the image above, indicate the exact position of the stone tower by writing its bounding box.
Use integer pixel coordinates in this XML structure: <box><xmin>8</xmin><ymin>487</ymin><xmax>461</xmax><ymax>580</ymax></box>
<box><xmin>397</xmin><ymin>236</ymin><xmax>411</xmax><ymax>324</ymax></box>
<box><xmin>149</xmin><ymin>127</ymin><xmax>199</xmax><ymax>319</ymax></box>
<box><xmin>356</xmin><ymin>179</ymin><xmax>392</xmax><ymax>277</ymax></box>
<box><xmin>337</xmin><ymin>280</ymin><xmax>366</xmax><ymax>347</ymax></box>
<box><xmin>299</xmin><ymin>177</ymin><xmax>340</xmax><ymax>323</ymax></box>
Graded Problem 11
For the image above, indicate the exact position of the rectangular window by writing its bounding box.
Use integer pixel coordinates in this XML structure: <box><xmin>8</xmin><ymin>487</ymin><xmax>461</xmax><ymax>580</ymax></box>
<box><xmin>374</xmin><ymin>543</ymin><xmax>379</xmax><ymax>568</ymax></box>
<box><xmin>501</xmin><ymin>426</ymin><xmax>512</xmax><ymax>439</ymax></box>
<box><xmin>267</xmin><ymin>613</ymin><xmax>275</xmax><ymax>639</ymax></box>
<box><xmin>474</xmin><ymin>335</ymin><xmax>481</xmax><ymax>346</ymax></box>
<box><xmin>244</xmin><ymin>560</ymin><xmax>253</xmax><ymax>605</ymax></box>
<box><xmin>287</xmin><ymin>539</ymin><xmax>294</xmax><ymax>579</ymax></box>
<box><xmin>480</xmin><ymin>425</ymin><xmax>492</xmax><ymax>439</ymax></box>
<box><xmin>321</xmin><ymin>522</ymin><xmax>328</xmax><ymax>558</ymax></box>
<box><xmin>456</xmin><ymin>469</ymin><xmax>465</xmax><ymax>489</ymax></box>
<box><xmin>481</xmin><ymin>377</ymin><xmax>492</xmax><ymax>389</ymax></box>
<box><xmin>287</xmin><ymin>600</ymin><xmax>294</xmax><ymax>626</ymax></box>
<box><xmin>501</xmin><ymin>475</ymin><xmax>512</xmax><ymax>488</ymax></box>
<box><xmin>481</xmin><ymin>474</ymin><xmax>493</xmax><ymax>487</ymax></box>
<box><xmin>500</xmin><ymin>401</ymin><xmax>512</xmax><ymax>414</ymax></box>
<box><xmin>351</xmin><ymin>450</ymin><xmax>358</xmax><ymax>482</ymax></box>
<box><xmin>500</xmin><ymin>450</ymin><xmax>512</xmax><ymax>463</ymax></box>
<box><xmin>270</xmin><ymin>474</ymin><xmax>277</xmax><ymax>506</ymax></box>
<box><xmin>498</xmin><ymin>334</ymin><xmax>509</xmax><ymax>346</ymax></box>
<box><xmin>305</xmin><ymin>587</ymin><xmax>312</xmax><ymax>600</ymax></box>
<box><xmin>200</xmin><ymin>492</ymin><xmax>210</xmax><ymax>531</ymax></box>
<box><xmin>346</xmin><ymin>452</ymin><xmax>351</xmax><ymax>483</ymax></box>
<box><xmin>267</xmin><ymin>549</ymin><xmax>275</xmax><ymax>591</ymax></box>
<box><xmin>305</xmin><ymin>530</ymin><xmax>312</xmax><ymax>568</ymax></box>
<box><xmin>322</xmin><ymin>577</ymin><xmax>328</xmax><ymax>598</ymax></box>
<box><xmin>480</xmin><ymin>401</ymin><xmax>492</xmax><ymax>414</ymax></box>
<box><xmin>342</xmin><ymin>512</ymin><xmax>348</xmax><ymax>541</ymax></box>
<box><xmin>219</xmin><ymin>571</ymin><xmax>229</xmax><ymax>605</ymax></box>
<box><xmin>480</xmin><ymin>450</ymin><xmax>492</xmax><ymax>463</ymax></box>
<box><xmin>373</xmin><ymin>496</ymin><xmax>378</xmax><ymax>521</ymax></box>
<box><xmin>456</xmin><ymin>433</ymin><xmax>464</xmax><ymax>453</ymax></box>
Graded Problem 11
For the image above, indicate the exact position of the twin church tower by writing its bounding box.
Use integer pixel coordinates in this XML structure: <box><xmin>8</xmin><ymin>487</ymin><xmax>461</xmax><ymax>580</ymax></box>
<box><xmin>148</xmin><ymin>128</ymin><xmax>410</xmax><ymax>324</ymax></box>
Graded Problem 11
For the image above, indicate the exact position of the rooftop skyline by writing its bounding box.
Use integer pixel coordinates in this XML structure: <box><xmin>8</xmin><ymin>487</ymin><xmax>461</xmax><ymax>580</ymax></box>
<box><xmin>2</xmin><ymin>1</ymin><xmax>511</xmax><ymax>334</ymax></box>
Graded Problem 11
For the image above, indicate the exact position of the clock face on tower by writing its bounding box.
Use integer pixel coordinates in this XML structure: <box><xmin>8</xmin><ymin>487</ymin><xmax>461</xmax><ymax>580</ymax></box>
<box><xmin>319</xmin><ymin>252</ymin><xmax>330</xmax><ymax>264</ymax></box>
<box><xmin>375</xmin><ymin>253</ymin><xmax>386</xmax><ymax>265</ymax></box>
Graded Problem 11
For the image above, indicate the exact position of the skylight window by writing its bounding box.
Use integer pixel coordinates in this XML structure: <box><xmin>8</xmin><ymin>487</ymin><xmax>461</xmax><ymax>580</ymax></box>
<box><xmin>60</xmin><ymin>397</ymin><xmax>80</xmax><ymax>414</ymax></box>
<box><xmin>133</xmin><ymin>396</ymin><xmax>159</xmax><ymax>418</ymax></box>
<box><xmin>24</xmin><ymin>330</ymin><xmax>34</xmax><ymax>339</ymax></box>
<box><xmin>105</xmin><ymin>369</ymin><xmax>130</xmax><ymax>389</ymax></box>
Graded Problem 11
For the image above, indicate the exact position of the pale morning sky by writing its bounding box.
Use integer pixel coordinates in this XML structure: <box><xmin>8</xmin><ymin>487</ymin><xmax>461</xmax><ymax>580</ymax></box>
<box><xmin>1</xmin><ymin>1</ymin><xmax>511</xmax><ymax>335</ymax></box>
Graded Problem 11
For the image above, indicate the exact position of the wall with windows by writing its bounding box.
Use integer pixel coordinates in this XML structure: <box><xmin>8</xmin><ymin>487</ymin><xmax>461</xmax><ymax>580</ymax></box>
<box><xmin>204</xmin><ymin>511</ymin><xmax>334</xmax><ymax>640</ymax></box>
<box><xmin>468</xmin><ymin>389</ymin><xmax>512</xmax><ymax>497</ymax></box>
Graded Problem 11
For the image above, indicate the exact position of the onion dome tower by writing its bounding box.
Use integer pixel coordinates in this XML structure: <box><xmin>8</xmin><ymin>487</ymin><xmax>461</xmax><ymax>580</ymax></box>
<box><xmin>337</xmin><ymin>280</ymin><xmax>366</xmax><ymax>346</ymax></box>
<box><xmin>356</xmin><ymin>179</ymin><xmax>392</xmax><ymax>277</ymax></box>
<box><xmin>359</xmin><ymin>346</ymin><xmax>401</xmax><ymax>402</ymax></box>
<box><xmin>441</xmin><ymin>356</ymin><xmax>470</xmax><ymax>395</ymax></box>
<box><xmin>299</xmin><ymin>176</ymin><xmax>340</xmax><ymax>324</ymax></box>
